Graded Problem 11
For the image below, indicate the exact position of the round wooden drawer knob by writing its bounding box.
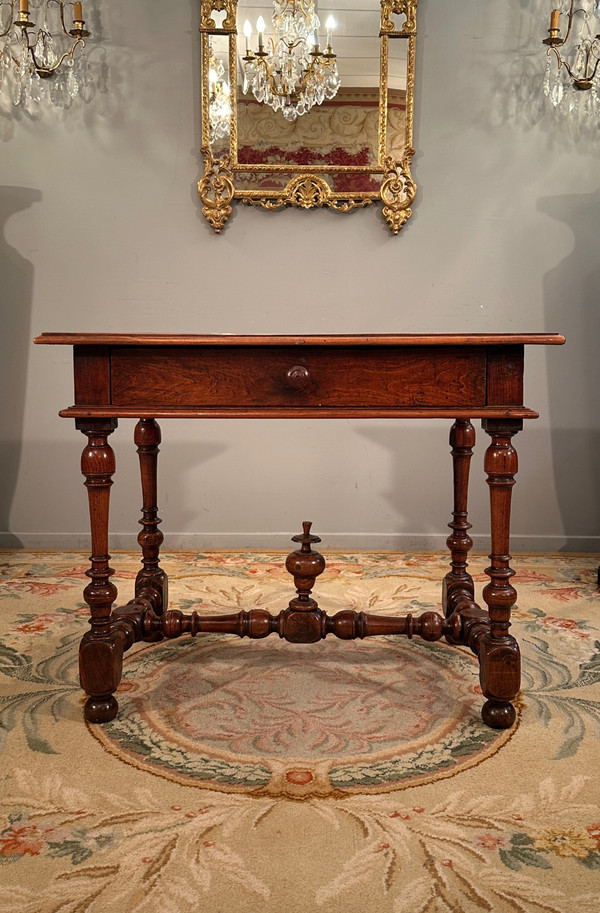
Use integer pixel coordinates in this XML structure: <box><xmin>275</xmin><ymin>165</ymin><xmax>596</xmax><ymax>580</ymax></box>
<box><xmin>285</xmin><ymin>365</ymin><xmax>312</xmax><ymax>391</ymax></box>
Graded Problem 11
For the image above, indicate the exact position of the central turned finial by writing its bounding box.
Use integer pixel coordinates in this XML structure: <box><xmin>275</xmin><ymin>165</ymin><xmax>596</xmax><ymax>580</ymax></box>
<box><xmin>292</xmin><ymin>520</ymin><xmax>321</xmax><ymax>552</ymax></box>
<box><xmin>286</xmin><ymin>521</ymin><xmax>326</xmax><ymax>604</ymax></box>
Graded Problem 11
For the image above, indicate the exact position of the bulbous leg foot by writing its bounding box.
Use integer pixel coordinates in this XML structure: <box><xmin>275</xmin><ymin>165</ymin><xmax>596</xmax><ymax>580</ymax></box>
<box><xmin>481</xmin><ymin>699</ymin><xmax>516</xmax><ymax>730</ymax></box>
<box><xmin>84</xmin><ymin>695</ymin><xmax>118</xmax><ymax>723</ymax></box>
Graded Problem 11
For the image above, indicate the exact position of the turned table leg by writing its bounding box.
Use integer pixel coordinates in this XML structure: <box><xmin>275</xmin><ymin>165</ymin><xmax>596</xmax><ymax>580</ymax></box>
<box><xmin>134</xmin><ymin>418</ymin><xmax>168</xmax><ymax>616</ymax></box>
<box><xmin>76</xmin><ymin>419</ymin><xmax>125</xmax><ymax>723</ymax></box>
<box><xmin>479</xmin><ymin>419</ymin><xmax>522</xmax><ymax>729</ymax></box>
<box><xmin>443</xmin><ymin>419</ymin><xmax>475</xmax><ymax>619</ymax></box>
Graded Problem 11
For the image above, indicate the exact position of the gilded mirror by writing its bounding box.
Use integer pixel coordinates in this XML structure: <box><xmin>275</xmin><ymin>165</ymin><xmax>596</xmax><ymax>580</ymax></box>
<box><xmin>198</xmin><ymin>0</ymin><xmax>417</xmax><ymax>233</ymax></box>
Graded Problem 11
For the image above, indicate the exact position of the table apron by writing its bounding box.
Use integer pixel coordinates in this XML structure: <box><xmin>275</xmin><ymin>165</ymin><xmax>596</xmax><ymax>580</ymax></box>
<box><xmin>69</xmin><ymin>344</ymin><xmax>527</xmax><ymax>412</ymax></box>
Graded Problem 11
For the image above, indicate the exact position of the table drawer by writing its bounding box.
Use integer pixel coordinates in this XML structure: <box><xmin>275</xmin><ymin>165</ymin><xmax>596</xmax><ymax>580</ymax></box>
<box><xmin>110</xmin><ymin>346</ymin><xmax>487</xmax><ymax>409</ymax></box>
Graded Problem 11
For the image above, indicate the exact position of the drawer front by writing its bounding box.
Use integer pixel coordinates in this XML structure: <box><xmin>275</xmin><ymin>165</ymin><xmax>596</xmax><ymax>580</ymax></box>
<box><xmin>110</xmin><ymin>346</ymin><xmax>487</xmax><ymax>408</ymax></box>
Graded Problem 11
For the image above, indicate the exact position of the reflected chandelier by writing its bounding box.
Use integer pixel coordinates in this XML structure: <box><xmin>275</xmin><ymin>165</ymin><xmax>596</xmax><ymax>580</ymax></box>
<box><xmin>0</xmin><ymin>0</ymin><xmax>91</xmax><ymax>108</ymax></box>
<box><xmin>242</xmin><ymin>0</ymin><xmax>340</xmax><ymax>122</ymax></box>
<box><xmin>543</xmin><ymin>1</ymin><xmax>600</xmax><ymax>115</ymax></box>
<box><xmin>208</xmin><ymin>48</ymin><xmax>231</xmax><ymax>142</ymax></box>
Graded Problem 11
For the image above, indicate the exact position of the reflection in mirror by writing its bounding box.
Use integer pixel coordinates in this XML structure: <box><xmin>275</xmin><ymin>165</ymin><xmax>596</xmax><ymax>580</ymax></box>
<box><xmin>208</xmin><ymin>34</ymin><xmax>231</xmax><ymax>160</ymax></box>
<box><xmin>237</xmin><ymin>1</ymin><xmax>386</xmax><ymax>190</ymax></box>
<box><xmin>239</xmin><ymin>1</ymin><xmax>341</xmax><ymax>121</ymax></box>
<box><xmin>198</xmin><ymin>0</ymin><xmax>418</xmax><ymax>234</ymax></box>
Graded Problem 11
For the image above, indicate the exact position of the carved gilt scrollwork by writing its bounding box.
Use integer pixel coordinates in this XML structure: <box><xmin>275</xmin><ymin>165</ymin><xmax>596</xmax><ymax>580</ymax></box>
<box><xmin>380</xmin><ymin>0</ymin><xmax>418</xmax><ymax>35</ymax></box>
<box><xmin>286</xmin><ymin>175</ymin><xmax>331</xmax><ymax>208</ymax></box>
<box><xmin>200</xmin><ymin>0</ymin><xmax>236</xmax><ymax>32</ymax></box>
<box><xmin>241</xmin><ymin>175</ymin><xmax>374</xmax><ymax>213</ymax></box>
<box><xmin>380</xmin><ymin>150</ymin><xmax>417</xmax><ymax>234</ymax></box>
<box><xmin>198</xmin><ymin>149</ymin><xmax>235</xmax><ymax>233</ymax></box>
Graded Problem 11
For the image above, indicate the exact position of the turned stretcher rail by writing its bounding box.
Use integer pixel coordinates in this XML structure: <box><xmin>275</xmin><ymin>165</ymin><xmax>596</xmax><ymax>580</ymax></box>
<box><xmin>134</xmin><ymin>606</ymin><xmax>465</xmax><ymax>643</ymax></box>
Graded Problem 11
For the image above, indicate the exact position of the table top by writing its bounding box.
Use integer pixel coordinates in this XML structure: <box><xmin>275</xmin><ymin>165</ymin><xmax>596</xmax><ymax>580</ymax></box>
<box><xmin>34</xmin><ymin>333</ymin><xmax>566</xmax><ymax>347</ymax></box>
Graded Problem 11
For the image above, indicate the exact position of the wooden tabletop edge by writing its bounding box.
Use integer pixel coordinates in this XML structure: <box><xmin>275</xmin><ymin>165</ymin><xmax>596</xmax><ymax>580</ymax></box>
<box><xmin>34</xmin><ymin>333</ymin><xmax>567</xmax><ymax>346</ymax></box>
<box><xmin>57</xmin><ymin>406</ymin><xmax>541</xmax><ymax>419</ymax></box>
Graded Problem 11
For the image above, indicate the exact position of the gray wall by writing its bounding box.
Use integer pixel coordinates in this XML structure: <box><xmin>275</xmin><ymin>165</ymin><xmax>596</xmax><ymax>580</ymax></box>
<box><xmin>1</xmin><ymin>0</ymin><xmax>599</xmax><ymax>552</ymax></box>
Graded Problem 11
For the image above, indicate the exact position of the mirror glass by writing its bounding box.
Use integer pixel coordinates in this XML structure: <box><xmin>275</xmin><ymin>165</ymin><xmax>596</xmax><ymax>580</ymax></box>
<box><xmin>208</xmin><ymin>33</ymin><xmax>231</xmax><ymax>161</ymax></box>
<box><xmin>199</xmin><ymin>0</ymin><xmax>417</xmax><ymax>234</ymax></box>
<box><xmin>236</xmin><ymin>2</ymin><xmax>385</xmax><ymax>173</ymax></box>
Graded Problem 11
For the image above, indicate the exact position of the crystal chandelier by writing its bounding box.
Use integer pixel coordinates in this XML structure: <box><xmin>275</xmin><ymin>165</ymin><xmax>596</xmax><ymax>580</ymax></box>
<box><xmin>0</xmin><ymin>0</ymin><xmax>92</xmax><ymax>109</ymax></box>
<box><xmin>543</xmin><ymin>1</ymin><xmax>600</xmax><ymax>116</ymax></box>
<box><xmin>208</xmin><ymin>48</ymin><xmax>231</xmax><ymax>142</ymax></box>
<box><xmin>241</xmin><ymin>1</ymin><xmax>341</xmax><ymax>122</ymax></box>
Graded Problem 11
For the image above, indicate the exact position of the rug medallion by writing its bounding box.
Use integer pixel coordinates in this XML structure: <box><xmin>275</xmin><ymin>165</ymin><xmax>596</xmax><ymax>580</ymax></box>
<box><xmin>91</xmin><ymin>633</ymin><xmax>517</xmax><ymax>798</ymax></box>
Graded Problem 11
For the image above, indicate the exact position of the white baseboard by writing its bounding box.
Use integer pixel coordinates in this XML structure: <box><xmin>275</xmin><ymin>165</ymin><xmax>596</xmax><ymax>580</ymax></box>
<box><xmin>1</xmin><ymin>531</ymin><xmax>598</xmax><ymax>553</ymax></box>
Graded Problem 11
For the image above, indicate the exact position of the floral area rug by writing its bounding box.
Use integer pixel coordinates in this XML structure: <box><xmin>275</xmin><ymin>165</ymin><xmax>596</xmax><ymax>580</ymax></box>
<box><xmin>1</xmin><ymin>549</ymin><xmax>599</xmax><ymax>913</ymax></box>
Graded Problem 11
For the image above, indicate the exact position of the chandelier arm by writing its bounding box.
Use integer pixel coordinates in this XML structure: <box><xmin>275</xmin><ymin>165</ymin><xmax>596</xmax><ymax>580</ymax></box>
<box><xmin>257</xmin><ymin>55</ymin><xmax>318</xmax><ymax>101</ymax></box>
<box><xmin>30</xmin><ymin>36</ymin><xmax>85</xmax><ymax>76</ymax></box>
<box><xmin>589</xmin><ymin>52</ymin><xmax>600</xmax><ymax>81</ymax></box>
<box><xmin>547</xmin><ymin>46</ymin><xmax>563</xmax><ymax>68</ymax></box>
<box><xmin>252</xmin><ymin>51</ymin><xmax>337</xmax><ymax>104</ymax></box>
<box><xmin>280</xmin><ymin>37</ymin><xmax>313</xmax><ymax>53</ymax></box>
<box><xmin>560</xmin><ymin>48</ymin><xmax>596</xmax><ymax>82</ymax></box>
<box><xmin>10</xmin><ymin>24</ymin><xmax>41</xmax><ymax>62</ymax></box>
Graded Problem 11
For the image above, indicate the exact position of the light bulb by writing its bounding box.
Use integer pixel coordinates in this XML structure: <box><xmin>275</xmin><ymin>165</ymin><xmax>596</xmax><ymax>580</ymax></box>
<box><xmin>325</xmin><ymin>15</ymin><xmax>335</xmax><ymax>48</ymax></box>
<box><xmin>257</xmin><ymin>15</ymin><xmax>265</xmax><ymax>50</ymax></box>
<box><xmin>243</xmin><ymin>19</ymin><xmax>252</xmax><ymax>53</ymax></box>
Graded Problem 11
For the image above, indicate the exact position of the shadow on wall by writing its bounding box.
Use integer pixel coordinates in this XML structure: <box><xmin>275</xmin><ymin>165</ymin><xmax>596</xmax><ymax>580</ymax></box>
<box><xmin>539</xmin><ymin>189</ymin><xmax>600</xmax><ymax>548</ymax></box>
<box><xmin>356</xmin><ymin>422</ymin><xmax>459</xmax><ymax>544</ymax></box>
<box><xmin>0</xmin><ymin>185</ymin><xmax>41</xmax><ymax>547</ymax></box>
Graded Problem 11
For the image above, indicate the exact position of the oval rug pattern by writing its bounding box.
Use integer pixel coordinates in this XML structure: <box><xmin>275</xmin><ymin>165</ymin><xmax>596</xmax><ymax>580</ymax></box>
<box><xmin>90</xmin><ymin>633</ymin><xmax>518</xmax><ymax>798</ymax></box>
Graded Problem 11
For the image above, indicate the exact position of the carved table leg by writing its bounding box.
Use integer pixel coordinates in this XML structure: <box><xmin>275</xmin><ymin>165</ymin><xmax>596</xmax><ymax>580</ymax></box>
<box><xmin>76</xmin><ymin>419</ymin><xmax>124</xmax><ymax>724</ymax></box>
<box><xmin>443</xmin><ymin>419</ymin><xmax>475</xmax><ymax>630</ymax></box>
<box><xmin>479</xmin><ymin>419</ymin><xmax>522</xmax><ymax>729</ymax></box>
<box><xmin>134</xmin><ymin>418</ymin><xmax>168</xmax><ymax>618</ymax></box>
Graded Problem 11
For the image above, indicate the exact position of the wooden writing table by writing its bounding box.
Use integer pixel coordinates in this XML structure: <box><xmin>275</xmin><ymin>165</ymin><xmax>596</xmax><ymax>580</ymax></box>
<box><xmin>35</xmin><ymin>333</ymin><xmax>565</xmax><ymax>730</ymax></box>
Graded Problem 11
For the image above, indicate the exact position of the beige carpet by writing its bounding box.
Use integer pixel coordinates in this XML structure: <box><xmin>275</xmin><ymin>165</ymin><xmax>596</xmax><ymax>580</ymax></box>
<box><xmin>1</xmin><ymin>549</ymin><xmax>599</xmax><ymax>912</ymax></box>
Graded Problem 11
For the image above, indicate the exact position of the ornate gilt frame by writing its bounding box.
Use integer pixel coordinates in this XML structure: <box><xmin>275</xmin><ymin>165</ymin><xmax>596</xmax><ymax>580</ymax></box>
<box><xmin>198</xmin><ymin>0</ymin><xmax>418</xmax><ymax>234</ymax></box>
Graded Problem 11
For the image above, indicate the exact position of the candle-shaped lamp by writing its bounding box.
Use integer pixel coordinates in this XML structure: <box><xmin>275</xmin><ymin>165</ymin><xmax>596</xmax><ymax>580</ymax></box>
<box><xmin>243</xmin><ymin>19</ymin><xmax>252</xmax><ymax>54</ymax></box>
<box><xmin>257</xmin><ymin>15</ymin><xmax>265</xmax><ymax>51</ymax></box>
<box><xmin>74</xmin><ymin>1</ymin><xmax>83</xmax><ymax>21</ymax></box>
<box><xmin>19</xmin><ymin>0</ymin><xmax>29</xmax><ymax>14</ymax></box>
<box><xmin>550</xmin><ymin>9</ymin><xmax>560</xmax><ymax>31</ymax></box>
<box><xmin>325</xmin><ymin>15</ymin><xmax>335</xmax><ymax>49</ymax></box>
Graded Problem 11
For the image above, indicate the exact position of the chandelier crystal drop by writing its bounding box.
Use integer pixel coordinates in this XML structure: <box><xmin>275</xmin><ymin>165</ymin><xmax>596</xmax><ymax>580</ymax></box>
<box><xmin>542</xmin><ymin>1</ymin><xmax>600</xmax><ymax>118</ymax></box>
<box><xmin>0</xmin><ymin>0</ymin><xmax>93</xmax><ymax>110</ymax></box>
<box><xmin>242</xmin><ymin>0</ymin><xmax>341</xmax><ymax>122</ymax></box>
